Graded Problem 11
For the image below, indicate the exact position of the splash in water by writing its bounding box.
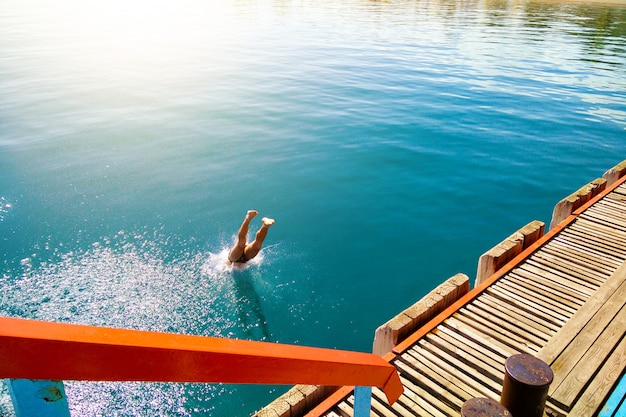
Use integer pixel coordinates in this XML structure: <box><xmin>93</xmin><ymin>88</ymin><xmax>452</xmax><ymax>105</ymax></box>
<box><xmin>0</xmin><ymin>232</ymin><xmax>275</xmax><ymax>417</ymax></box>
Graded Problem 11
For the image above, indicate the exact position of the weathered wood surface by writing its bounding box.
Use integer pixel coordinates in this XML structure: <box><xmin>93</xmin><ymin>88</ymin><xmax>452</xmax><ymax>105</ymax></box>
<box><xmin>537</xmin><ymin>261</ymin><xmax>626</xmax><ymax>414</ymax></box>
<box><xmin>550</xmin><ymin>178</ymin><xmax>607</xmax><ymax>229</ymax></box>
<box><xmin>372</xmin><ymin>273</ymin><xmax>470</xmax><ymax>356</ymax></box>
<box><xmin>254</xmin><ymin>385</ymin><xmax>339</xmax><ymax>417</ymax></box>
<box><xmin>475</xmin><ymin>220</ymin><xmax>545</xmax><ymax>286</ymax></box>
<box><xmin>603</xmin><ymin>160</ymin><xmax>626</xmax><ymax>187</ymax></box>
<box><xmin>311</xmin><ymin>178</ymin><xmax>626</xmax><ymax>417</ymax></box>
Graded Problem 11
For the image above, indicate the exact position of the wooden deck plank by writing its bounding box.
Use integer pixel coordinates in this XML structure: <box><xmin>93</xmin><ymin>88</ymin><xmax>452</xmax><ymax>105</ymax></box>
<box><xmin>588</xmin><ymin>195</ymin><xmax>626</xmax><ymax>211</ymax></box>
<box><xmin>566</xmin><ymin>336</ymin><xmax>626</xmax><ymax>416</ymax></box>
<box><xmin>398</xmin><ymin>374</ymin><xmax>453</xmax><ymax>417</ymax></box>
<box><xmin>472</xmin><ymin>295</ymin><xmax>552</xmax><ymax>341</ymax></box>
<box><xmin>564</xmin><ymin>216</ymin><xmax>626</xmax><ymax>240</ymax></box>
<box><xmin>392</xmin><ymin>397</ymin><xmax>429</xmax><ymax>417</ymax></box>
<box><xmin>372</xmin><ymin>387</ymin><xmax>415</xmax><ymax>417</ymax></box>
<box><xmin>517</xmin><ymin>261</ymin><xmax>595</xmax><ymax>301</ymax></box>
<box><xmin>538</xmin><ymin>262</ymin><xmax>626</xmax><ymax>364</ymax></box>
<box><xmin>505</xmin><ymin>266</ymin><xmax>585</xmax><ymax>303</ymax></box>
<box><xmin>573</xmin><ymin>218</ymin><xmax>626</xmax><ymax>243</ymax></box>
<box><xmin>547</xmin><ymin>239</ymin><xmax>623</xmax><ymax>270</ymax></box>
<box><xmin>553</xmin><ymin>235</ymin><xmax>625</xmax><ymax>265</ymax></box>
<box><xmin>560</xmin><ymin>226</ymin><xmax>626</xmax><ymax>257</ymax></box>
<box><xmin>380</xmin><ymin>384</ymin><xmax>432</xmax><ymax>417</ymax></box>
<box><xmin>515</xmin><ymin>256</ymin><xmax>604</xmax><ymax>292</ymax></box>
<box><xmin>474</xmin><ymin>295</ymin><xmax>554</xmax><ymax>339</ymax></box>
<box><xmin>526</xmin><ymin>256</ymin><xmax>606</xmax><ymax>292</ymax></box>
<box><xmin>450</xmin><ymin>312</ymin><xmax>532</xmax><ymax>354</ymax></box>
<box><xmin>369</xmin><ymin>393</ymin><xmax>400</xmax><ymax>417</ymax></box>
<box><xmin>555</xmin><ymin>229</ymin><xmax>626</xmax><ymax>262</ymax></box>
<box><xmin>398</xmin><ymin>346</ymin><xmax>485</xmax><ymax>402</ymax></box>
<box><xmin>588</xmin><ymin>201</ymin><xmax>626</xmax><ymax>223</ymax></box>
<box><xmin>464</xmin><ymin>303</ymin><xmax>546</xmax><ymax>348</ymax></box>
<box><xmin>402</xmin><ymin>347</ymin><xmax>495</xmax><ymax>402</ymax></box>
<box><xmin>488</xmin><ymin>279</ymin><xmax>572</xmax><ymax>327</ymax></box>
<box><xmin>394</xmin><ymin>358</ymin><xmax>465</xmax><ymax>410</ymax></box>
<box><xmin>529</xmin><ymin>252</ymin><xmax>607</xmax><ymax>287</ymax></box>
<box><xmin>336</xmin><ymin>399</ymin><xmax>353</xmax><ymax>417</ymax></box>
<box><xmin>551</xmin><ymin>307</ymin><xmax>625</xmax><ymax>411</ymax></box>
<box><xmin>580</xmin><ymin>211</ymin><xmax>626</xmax><ymax>232</ymax></box>
<box><xmin>590</xmin><ymin>198</ymin><xmax>626</xmax><ymax>213</ymax></box>
<box><xmin>432</xmin><ymin>325</ymin><xmax>506</xmax><ymax>371</ymax></box>
<box><xmin>587</xmin><ymin>207</ymin><xmax>626</xmax><ymax>230</ymax></box>
<box><xmin>539</xmin><ymin>245</ymin><xmax>615</xmax><ymax>277</ymax></box>
<box><xmin>493</xmin><ymin>270</ymin><xmax>588</xmax><ymax>312</ymax></box>
<box><xmin>424</xmin><ymin>332</ymin><xmax>503</xmax><ymax>381</ymax></box>
<box><xmin>415</xmin><ymin>339</ymin><xmax>504</xmax><ymax>392</ymax></box>
<box><xmin>606</xmin><ymin>192</ymin><xmax>626</xmax><ymax>203</ymax></box>
<box><xmin>443</xmin><ymin>318</ymin><xmax>514</xmax><ymax>360</ymax></box>
<box><xmin>456</xmin><ymin>309</ymin><xmax>537</xmax><ymax>353</ymax></box>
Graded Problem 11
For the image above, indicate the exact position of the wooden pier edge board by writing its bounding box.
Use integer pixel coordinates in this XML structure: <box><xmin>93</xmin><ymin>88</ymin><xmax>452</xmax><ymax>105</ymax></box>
<box><xmin>391</xmin><ymin>212</ymin><xmax>580</xmax><ymax>356</ymax></box>
<box><xmin>475</xmin><ymin>220</ymin><xmax>546</xmax><ymax>287</ymax></box>
<box><xmin>372</xmin><ymin>273</ymin><xmax>470</xmax><ymax>356</ymax></box>
<box><xmin>550</xmin><ymin>158</ymin><xmax>626</xmax><ymax>230</ymax></box>
<box><xmin>603</xmin><ymin>159</ymin><xmax>626</xmax><ymax>187</ymax></box>
<box><xmin>253</xmin><ymin>385</ymin><xmax>340</xmax><ymax>417</ymax></box>
<box><xmin>550</xmin><ymin>178</ymin><xmax>607</xmax><ymax>230</ymax></box>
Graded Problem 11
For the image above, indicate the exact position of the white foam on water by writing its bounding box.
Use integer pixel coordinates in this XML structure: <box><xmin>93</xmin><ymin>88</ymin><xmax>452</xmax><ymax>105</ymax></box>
<box><xmin>0</xmin><ymin>232</ymin><xmax>275</xmax><ymax>416</ymax></box>
<box><xmin>201</xmin><ymin>246</ymin><xmax>265</xmax><ymax>276</ymax></box>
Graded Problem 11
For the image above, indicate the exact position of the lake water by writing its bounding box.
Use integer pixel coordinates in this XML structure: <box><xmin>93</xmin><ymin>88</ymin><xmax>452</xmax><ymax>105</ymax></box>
<box><xmin>1</xmin><ymin>0</ymin><xmax>625</xmax><ymax>415</ymax></box>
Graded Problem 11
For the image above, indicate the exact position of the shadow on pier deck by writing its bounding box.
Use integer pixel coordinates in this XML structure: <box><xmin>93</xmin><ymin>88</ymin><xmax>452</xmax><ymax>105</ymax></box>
<box><xmin>257</xmin><ymin>161</ymin><xmax>626</xmax><ymax>417</ymax></box>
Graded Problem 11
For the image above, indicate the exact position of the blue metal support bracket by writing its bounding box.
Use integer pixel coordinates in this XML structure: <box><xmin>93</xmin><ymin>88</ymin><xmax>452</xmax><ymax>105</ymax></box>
<box><xmin>8</xmin><ymin>379</ymin><xmax>71</xmax><ymax>417</ymax></box>
<box><xmin>354</xmin><ymin>385</ymin><xmax>373</xmax><ymax>417</ymax></box>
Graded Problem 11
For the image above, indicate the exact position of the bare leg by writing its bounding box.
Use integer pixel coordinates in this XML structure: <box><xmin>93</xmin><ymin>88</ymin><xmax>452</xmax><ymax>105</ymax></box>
<box><xmin>228</xmin><ymin>210</ymin><xmax>258</xmax><ymax>262</ymax></box>
<box><xmin>243</xmin><ymin>217</ymin><xmax>275</xmax><ymax>261</ymax></box>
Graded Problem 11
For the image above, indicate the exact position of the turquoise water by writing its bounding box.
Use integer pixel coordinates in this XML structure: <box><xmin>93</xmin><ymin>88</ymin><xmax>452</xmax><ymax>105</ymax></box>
<box><xmin>1</xmin><ymin>0</ymin><xmax>625</xmax><ymax>415</ymax></box>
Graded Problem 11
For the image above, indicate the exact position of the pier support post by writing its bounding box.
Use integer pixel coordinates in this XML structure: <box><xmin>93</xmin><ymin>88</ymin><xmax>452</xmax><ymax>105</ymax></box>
<box><xmin>8</xmin><ymin>379</ymin><xmax>71</xmax><ymax>417</ymax></box>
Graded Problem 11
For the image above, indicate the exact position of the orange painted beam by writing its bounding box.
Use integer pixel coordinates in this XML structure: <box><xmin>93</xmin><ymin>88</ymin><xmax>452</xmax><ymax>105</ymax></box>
<box><xmin>0</xmin><ymin>316</ymin><xmax>403</xmax><ymax>405</ymax></box>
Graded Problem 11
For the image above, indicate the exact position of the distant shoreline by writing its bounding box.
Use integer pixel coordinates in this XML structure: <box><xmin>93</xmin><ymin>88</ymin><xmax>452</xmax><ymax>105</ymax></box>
<box><xmin>536</xmin><ymin>0</ymin><xmax>626</xmax><ymax>5</ymax></box>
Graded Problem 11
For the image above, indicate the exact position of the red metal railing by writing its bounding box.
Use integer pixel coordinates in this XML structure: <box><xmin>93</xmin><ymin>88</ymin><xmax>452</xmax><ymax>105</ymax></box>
<box><xmin>0</xmin><ymin>316</ymin><xmax>402</xmax><ymax>409</ymax></box>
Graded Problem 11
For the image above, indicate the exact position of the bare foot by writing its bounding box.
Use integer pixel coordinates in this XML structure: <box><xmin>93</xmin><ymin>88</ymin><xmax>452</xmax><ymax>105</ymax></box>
<box><xmin>246</xmin><ymin>210</ymin><xmax>258</xmax><ymax>220</ymax></box>
<box><xmin>262</xmin><ymin>217</ymin><xmax>275</xmax><ymax>226</ymax></box>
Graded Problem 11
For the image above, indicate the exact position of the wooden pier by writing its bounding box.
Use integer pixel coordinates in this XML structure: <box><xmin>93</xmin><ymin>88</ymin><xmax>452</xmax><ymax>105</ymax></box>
<box><xmin>257</xmin><ymin>161</ymin><xmax>626</xmax><ymax>417</ymax></box>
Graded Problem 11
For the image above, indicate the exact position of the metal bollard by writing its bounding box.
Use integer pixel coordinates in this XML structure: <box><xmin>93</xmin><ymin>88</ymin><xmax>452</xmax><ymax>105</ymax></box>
<box><xmin>462</xmin><ymin>397</ymin><xmax>511</xmax><ymax>417</ymax></box>
<box><xmin>500</xmin><ymin>354</ymin><xmax>553</xmax><ymax>417</ymax></box>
